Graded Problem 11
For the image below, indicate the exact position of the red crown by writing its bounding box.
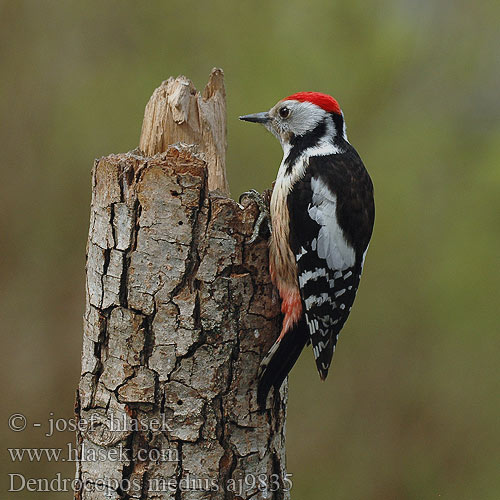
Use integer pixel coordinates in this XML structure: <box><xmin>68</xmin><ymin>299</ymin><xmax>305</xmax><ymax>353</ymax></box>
<box><xmin>284</xmin><ymin>92</ymin><xmax>341</xmax><ymax>115</ymax></box>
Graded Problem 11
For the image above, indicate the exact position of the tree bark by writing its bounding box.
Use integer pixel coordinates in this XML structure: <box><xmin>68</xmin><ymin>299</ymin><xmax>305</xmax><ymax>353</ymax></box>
<box><xmin>75</xmin><ymin>69</ymin><xmax>289</xmax><ymax>500</ymax></box>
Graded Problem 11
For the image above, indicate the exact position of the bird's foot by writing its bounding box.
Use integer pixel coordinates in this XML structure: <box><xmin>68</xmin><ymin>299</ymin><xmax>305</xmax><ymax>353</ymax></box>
<box><xmin>239</xmin><ymin>189</ymin><xmax>272</xmax><ymax>244</ymax></box>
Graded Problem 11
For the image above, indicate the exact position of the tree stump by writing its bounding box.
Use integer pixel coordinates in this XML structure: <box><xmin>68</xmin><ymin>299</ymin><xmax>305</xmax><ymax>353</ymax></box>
<box><xmin>75</xmin><ymin>69</ymin><xmax>290</xmax><ymax>500</ymax></box>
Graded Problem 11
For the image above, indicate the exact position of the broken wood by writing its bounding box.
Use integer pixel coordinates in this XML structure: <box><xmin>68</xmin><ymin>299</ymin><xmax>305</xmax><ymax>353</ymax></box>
<box><xmin>75</xmin><ymin>69</ymin><xmax>290</xmax><ymax>500</ymax></box>
<box><xmin>139</xmin><ymin>69</ymin><xmax>229</xmax><ymax>194</ymax></box>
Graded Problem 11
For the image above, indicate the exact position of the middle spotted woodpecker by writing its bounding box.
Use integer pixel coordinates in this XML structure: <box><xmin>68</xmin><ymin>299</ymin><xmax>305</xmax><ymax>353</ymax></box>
<box><xmin>240</xmin><ymin>92</ymin><xmax>375</xmax><ymax>408</ymax></box>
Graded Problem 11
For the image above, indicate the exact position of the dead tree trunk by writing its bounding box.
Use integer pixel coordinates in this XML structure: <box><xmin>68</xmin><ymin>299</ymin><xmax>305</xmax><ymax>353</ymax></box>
<box><xmin>75</xmin><ymin>69</ymin><xmax>289</xmax><ymax>500</ymax></box>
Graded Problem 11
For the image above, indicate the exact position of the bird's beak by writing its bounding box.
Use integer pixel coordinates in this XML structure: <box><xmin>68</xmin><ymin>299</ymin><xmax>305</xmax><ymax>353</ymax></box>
<box><xmin>239</xmin><ymin>112</ymin><xmax>270</xmax><ymax>124</ymax></box>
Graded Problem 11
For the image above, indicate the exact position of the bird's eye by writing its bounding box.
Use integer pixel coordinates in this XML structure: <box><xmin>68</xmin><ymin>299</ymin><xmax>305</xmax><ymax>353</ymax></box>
<box><xmin>279</xmin><ymin>106</ymin><xmax>290</xmax><ymax>118</ymax></box>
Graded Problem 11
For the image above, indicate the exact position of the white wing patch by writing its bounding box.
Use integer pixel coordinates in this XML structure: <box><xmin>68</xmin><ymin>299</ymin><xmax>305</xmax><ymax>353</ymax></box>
<box><xmin>298</xmin><ymin>267</ymin><xmax>328</xmax><ymax>287</ymax></box>
<box><xmin>304</xmin><ymin>293</ymin><xmax>331</xmax><ymax>309</ymax></box>
<box><xmin>307</xmin><ymin>177</ymin><xmax>356</xmax><ymax>271</ymax></box>
<box><xmin>296</xmin><ymin>246</ymin><xmax>307</xmax><ymax>261</ymax></box>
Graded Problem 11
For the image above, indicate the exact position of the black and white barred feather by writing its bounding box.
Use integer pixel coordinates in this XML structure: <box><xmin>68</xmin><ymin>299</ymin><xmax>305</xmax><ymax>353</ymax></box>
<box><xmin>288</xmin><ymin>147</ymin><xmax>374</xmax><ymax>379</ymax></box>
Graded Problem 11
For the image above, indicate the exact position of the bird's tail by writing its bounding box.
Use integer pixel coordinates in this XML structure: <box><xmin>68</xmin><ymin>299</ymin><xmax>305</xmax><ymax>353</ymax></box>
<box><xmin>257</xmin><ymin>317</ymin><xmax>309</xmax><ymax>409</ymax></box>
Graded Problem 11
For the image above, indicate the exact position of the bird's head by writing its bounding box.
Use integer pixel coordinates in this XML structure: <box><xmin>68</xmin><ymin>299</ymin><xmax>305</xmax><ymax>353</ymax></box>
<box><xmin>240</xmin><ymin>92</ymin><xmax>347</xmax><ymax>152</ymax></box>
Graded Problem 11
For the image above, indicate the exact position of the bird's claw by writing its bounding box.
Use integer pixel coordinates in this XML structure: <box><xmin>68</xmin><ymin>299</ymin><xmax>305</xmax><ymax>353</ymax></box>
<box><xmin>239</xmin><ymin>189</ymin><xmax>272</xmax><ymax>244</ymax></box>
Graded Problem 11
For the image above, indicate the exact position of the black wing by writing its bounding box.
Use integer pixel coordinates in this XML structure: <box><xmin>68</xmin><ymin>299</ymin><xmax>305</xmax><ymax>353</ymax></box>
<box><xmin>288</xmin><ymin>147</ymin><xmax>374</xmax><ymax>378</ymax></box>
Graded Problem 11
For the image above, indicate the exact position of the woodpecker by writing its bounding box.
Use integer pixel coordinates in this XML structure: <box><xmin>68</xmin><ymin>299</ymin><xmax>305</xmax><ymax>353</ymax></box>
<box><xmin>240</xmin><ymin>92</ymin><xmax>375</xmax><ymax>408</ymax></box>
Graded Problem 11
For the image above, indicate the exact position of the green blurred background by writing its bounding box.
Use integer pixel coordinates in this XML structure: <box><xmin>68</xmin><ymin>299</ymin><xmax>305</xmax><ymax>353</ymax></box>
<box><xmin>1</xmin><ymin>0</ymin><xmax>499</xmax><ymax>498</ymax></box>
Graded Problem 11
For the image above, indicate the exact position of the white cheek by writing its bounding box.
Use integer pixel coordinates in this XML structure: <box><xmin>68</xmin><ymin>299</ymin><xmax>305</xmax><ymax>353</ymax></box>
<box><xmin>276</xmin><ymin>100</ymin><xmax>327</xmax><ymax>137</ymax></box>
<box><xmin>292</xmin><ymin>119</ymin><xmax>317</xmax><ymax>135</ymax></box>
<box><xmin>290</xmin><ymin>105</ymin><xmax>325</xmax><ymax>136</ymax></box>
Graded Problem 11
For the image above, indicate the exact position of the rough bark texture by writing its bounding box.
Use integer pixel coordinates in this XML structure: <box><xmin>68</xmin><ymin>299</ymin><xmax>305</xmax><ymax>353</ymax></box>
<box><xmin>75</xmin><ymin>71</ymin><xmax>289</xmax><ymax>500</ymax></box>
